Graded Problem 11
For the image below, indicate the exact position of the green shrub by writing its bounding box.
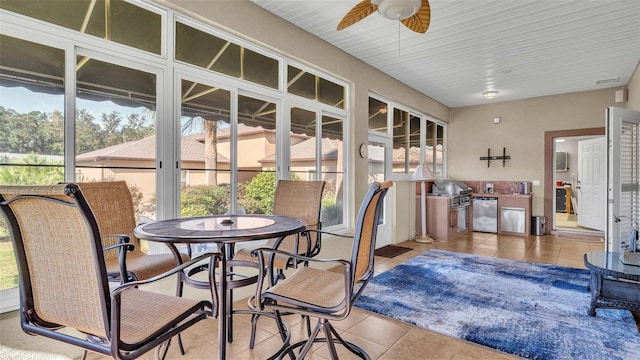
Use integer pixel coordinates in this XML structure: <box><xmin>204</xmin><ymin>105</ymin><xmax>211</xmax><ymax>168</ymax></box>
<box><xmin>320</xmin><ymin>195</ymin><xmax>343</xmax><ymax>227</ymax></box>
<box><xmin>181</xmin><ymin>184</ymin><xmax>231</xmax><ymax>217</ymax></box>
<box><xmin>240</xmin><ymin>171</ymin><xmax>279</xmax><ymax>214</ymax></box>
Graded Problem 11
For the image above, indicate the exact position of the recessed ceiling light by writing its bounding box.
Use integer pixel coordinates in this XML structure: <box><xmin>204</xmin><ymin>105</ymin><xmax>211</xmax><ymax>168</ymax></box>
<box><xmin>483</xmin><ymin>90</ymin><xmax>498</xmax><ymax>100</ymax></box>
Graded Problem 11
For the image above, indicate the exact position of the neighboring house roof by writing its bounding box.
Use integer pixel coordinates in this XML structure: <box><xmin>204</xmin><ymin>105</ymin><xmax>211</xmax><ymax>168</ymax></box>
<box><xmin>259</xmin><ymin>137</ymin><xmax>341</xmax><ymax>163</ymax></box>
<box><xmin>184</xmin><ymin>124</ymin><xmax>309</xmax><ymax>142</ymax></box>
<box><xmin>76</xmin><ymin>135</ymin><xmax>230</xmax><ymax>163</ymax></box>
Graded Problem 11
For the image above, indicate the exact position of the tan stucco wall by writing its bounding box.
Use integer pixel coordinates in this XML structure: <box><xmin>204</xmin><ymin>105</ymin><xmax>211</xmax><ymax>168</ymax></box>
<box><xmin>627</xmin><ymin>62</ymin><xmax>640</xmax><ymax>111</ymax></box>
<box><xmin>449</xmin><ymin>88</ymin><xmax>618</xmax><ymax>215</ymax></box>
<box><xmin>159</xmin><ymin>0</ymin><xmax>451</xmax><ymax>245</ymax></box>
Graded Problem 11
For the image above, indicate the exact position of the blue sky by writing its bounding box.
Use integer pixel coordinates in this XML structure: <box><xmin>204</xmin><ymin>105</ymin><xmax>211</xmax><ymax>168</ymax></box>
<box><xmin>1</xmin><ymin>85</ymin><xmax>146</xmax><ymax>121</ymax></box>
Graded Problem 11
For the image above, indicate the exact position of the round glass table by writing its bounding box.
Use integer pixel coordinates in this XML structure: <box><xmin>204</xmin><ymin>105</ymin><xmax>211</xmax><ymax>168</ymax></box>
<box><xmin>134</xmin><ymin>214</ymin><xmax>306</xmax><ymax>360</ymax></box>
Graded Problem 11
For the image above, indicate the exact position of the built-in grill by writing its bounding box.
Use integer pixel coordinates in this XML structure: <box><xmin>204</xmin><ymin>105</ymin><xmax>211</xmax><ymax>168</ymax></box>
<box><xmin>430</xmin><ymin>179</ymin><xmax>472</xmax><ymax>208</ymax></box>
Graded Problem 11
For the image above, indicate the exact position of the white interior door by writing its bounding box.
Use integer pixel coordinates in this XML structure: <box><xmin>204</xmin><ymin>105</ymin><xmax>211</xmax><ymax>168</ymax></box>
<box><xmin>607</xmin><ymin>107</ymin><xmax>640</xmax><ymax>253</ymax></box>
<box><xmin>577</xmin><ymin>137</ymin><xmax>606</xmax><ymax>230</ymax></box>
<box><xmin>367</xmin><ymin>135</ymin><xmax>392</xmax><ymax>248</ymax></box>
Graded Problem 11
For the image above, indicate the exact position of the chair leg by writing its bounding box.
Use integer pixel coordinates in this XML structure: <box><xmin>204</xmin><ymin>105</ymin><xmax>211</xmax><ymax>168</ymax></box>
<box><xmin>322</xmin><ymin>320</ymin><xmax>339</xmax><ymax>360</ymax></box>
<box><xmin>291</xmin><ymin>320</ymin><xmax>323</xmax><ymax>360</ymax></box>
<box><xmin>303</xmin><ymin>315</ymin><xmax>311</xmax><ymax>336</ymax></box>
<box><xmin>249</xmin><ymin>312</ymin><xmax>260</xmax><ymax>349</ymax></box>
<box><xmin>155</xmin><ymin>339</ymin><xmax>171</xmax><ymax>360</ymax></box>
<box><xmin>327</xmin><ymin>324</ymin><xmax>371</xmax><ymax>359</ymax></box>
<box><xmin>176</xmin><ymin>270</ymin><xmax>186</xmax><ymax>354</ymax></box>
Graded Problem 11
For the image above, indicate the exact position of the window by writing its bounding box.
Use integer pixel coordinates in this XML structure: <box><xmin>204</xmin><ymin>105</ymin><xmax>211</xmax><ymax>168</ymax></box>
<box><xmin>0</xmin><ymin>0</ymin><xmax>162</xmax><ymax>54</ymax></box>
<box><xmin>75</xmin><ymin>56</ymin><xmax>158</xmax><ymax>221</ymax></box>
<box><xmin>288</xmin><ymin>65</ymin><xmax>345</xmax><ymax>109</ymax></box>
<box><xmin>321</xmin><ymin>114</ymin><xmax>345</xmax><ymax>227</ymax></box>
<box><xmin>369</xmin><ymin>93</ymin><xmax>445</xmax><ymax>177</ymax></box>
<box><xmin>176</xmin><ymin>21</ymin><xmax>279</xmax><ymax>89</ymax></box>
<box><xmin>0</xmin><ymin>35</ymin><xmax>65</xmax><ymax>293</ymax></box>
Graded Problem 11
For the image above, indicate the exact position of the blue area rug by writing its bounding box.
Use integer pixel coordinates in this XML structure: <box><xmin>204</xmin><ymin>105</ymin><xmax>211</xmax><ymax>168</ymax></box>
<box><xmin>355</xmin><ymin>249</ymin><xmax>640</xmax><ymax>360</ymax></box>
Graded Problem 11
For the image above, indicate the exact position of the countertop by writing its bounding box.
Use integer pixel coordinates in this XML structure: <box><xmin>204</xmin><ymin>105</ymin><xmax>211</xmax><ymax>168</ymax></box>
<box><xmin>471</xmin><ymin>192</ymin><xmax>532</xmax><ymax>198</ymax></box>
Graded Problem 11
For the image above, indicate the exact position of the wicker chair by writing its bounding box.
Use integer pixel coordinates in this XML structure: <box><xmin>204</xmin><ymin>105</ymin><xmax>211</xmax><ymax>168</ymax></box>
<box><xmin>78</xmin><ymin>181</ymin><xmax>190</xmax><ymax>284</ymax></box>
<box><xmin>0</xmin><ymin>183</ymin><xmax>217</xmax><ymax>360</ymax></box>
<box><xmin>252</xmin><ymin>180</ymin><xmax>393</xmax><ymax>360</ymax></box>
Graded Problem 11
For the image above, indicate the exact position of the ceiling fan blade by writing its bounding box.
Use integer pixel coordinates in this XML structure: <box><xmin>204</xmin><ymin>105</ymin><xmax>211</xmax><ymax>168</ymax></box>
<box><xmin>401</xmin><ymin>0</ymin><xmax>431</xmax><ymax>33</ymax></box>
<box><xmin>337</xmin><ymin>0</ymin><xmax>377</xmax><ymax>30</ymax></box>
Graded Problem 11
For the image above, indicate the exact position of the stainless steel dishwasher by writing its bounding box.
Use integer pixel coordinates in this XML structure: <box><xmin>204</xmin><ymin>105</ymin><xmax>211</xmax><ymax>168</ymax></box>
<box><xmin>472</xmin><ymin>197</ymin><xmax>498</xmax><ymax>233</ymax></box>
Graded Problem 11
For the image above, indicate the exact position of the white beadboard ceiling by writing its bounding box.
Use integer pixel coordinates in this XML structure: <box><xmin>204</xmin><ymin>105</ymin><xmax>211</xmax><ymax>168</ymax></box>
<box><xmin>251</xmin><ymin>0</ymin><xmax>640</xmax><ymax>108</ymax></box>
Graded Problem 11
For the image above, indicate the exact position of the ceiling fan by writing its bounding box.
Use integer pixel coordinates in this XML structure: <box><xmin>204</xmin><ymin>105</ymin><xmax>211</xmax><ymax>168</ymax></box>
<box><xmin>337</xmin><ymin>0</ymin><xmax>431</xmax><ymax>33</ymax></box>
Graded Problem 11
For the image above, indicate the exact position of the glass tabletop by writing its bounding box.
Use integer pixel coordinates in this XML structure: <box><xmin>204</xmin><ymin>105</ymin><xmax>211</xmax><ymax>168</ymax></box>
<box><xmin>134</xmin><ymin>214</ymin><xmax>306</xmax><ymax>244</ymax></box>
<box><xmin>585</xmin><ymin>252</ymin><xmax>640</xmax><ymax>277</ymax></box>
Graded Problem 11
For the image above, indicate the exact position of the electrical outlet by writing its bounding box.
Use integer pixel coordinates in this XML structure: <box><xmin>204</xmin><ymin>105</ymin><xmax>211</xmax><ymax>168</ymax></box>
<box><xmin>532</xmin><ymin>180</ymin><xmax>540</xmax><ymax>186</ymax></box>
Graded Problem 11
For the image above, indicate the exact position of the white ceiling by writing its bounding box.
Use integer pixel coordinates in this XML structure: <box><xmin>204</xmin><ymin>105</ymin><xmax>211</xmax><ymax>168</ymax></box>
<box><xmin>251</xmin><ymin>0</ymin><xmax>640</xmax><ymax>108</ymax></box>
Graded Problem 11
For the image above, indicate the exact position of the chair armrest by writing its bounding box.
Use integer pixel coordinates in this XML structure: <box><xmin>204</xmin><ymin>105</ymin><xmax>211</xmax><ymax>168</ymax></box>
<box><xmin>103</xmin><ymin>236</ymin><xmax>135</xmax><ymax>283</ymax></box>
<box><xmin>111</xmin><ymin>252</ymin><xmax>220</xmax><ymax>294</ymax></box>
<box><xmin>251</xmin><ymin>247</ymin><xmax>351</xmax><ymax>310</ymax></box>
<box><xmin>251</xmin><ymin>247</ymin><xmax>349</xmax><ymax>267</ymax></box>
<box><xmin>305</xmin><ymin>229</ymin><xmax>353</xmax><ymax>239</ymax></box>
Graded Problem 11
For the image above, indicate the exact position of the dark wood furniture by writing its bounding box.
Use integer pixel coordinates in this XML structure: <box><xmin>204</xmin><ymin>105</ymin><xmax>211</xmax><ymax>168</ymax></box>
<box><xmin>134</xmin><ymin>214</ymin><xmax>306</xmax><ymax>360</ymax></box>
<box><xmin>583</xmin><ymin>252</ymin><xmax>640</xmax><ymax>316</ymax></box>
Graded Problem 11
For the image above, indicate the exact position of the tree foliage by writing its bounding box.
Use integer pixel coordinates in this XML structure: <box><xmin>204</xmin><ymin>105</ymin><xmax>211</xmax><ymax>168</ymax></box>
<box><xmin>0</xmin><ymin>106</ymin><xmax>154</xmax><ymax>155</ymax></box>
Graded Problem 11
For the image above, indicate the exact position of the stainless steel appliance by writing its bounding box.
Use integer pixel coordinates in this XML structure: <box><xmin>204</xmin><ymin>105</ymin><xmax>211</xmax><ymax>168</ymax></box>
<box><xmin>500</xmin><ymin>207</ymin><xmax>526</xmax><ymax>233</ymax></box>
<box><xmin>430</xmin><ymin>179</ymin><xmax>472</xmax><ymax>232</ymax></box>
<box><xmin>473</xmin><ymin>196</ymin><xmax>498</xmax><ymax>233</ymax></box>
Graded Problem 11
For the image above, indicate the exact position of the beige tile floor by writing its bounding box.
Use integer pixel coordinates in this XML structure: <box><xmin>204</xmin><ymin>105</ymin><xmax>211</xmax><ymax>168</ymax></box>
<box><xmin>0</xmin><ymin>232</ymin><xmax>624</xmax><ymax>360</ymax></box>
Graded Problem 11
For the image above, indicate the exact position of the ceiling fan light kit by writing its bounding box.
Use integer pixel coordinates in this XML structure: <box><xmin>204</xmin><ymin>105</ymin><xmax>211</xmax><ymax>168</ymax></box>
<box><xmin>483</xmin><ymin>90</ymin><xmax>498</xmax><ymax>100</ymax></box>
<box><xmin>337</xmin><ymin>0</ymin><xmax>431</xmax><ymax>34</ymax></box>
<box><xmin>373</xmin><ymin>0</ymin><xmax>422</xmax><ymax>20</ymax></box>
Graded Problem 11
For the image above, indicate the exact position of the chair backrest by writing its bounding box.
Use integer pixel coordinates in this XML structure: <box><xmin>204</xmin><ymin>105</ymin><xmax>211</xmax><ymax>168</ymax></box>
<box><xmin>78</xmin><ymin>181</ymin><xmax>140</xmax><ymax>262</ymax></box>
<box><xmin>0</xmin><ymin>184</ymin><xmax>110</xmax><ymax>339</ymax></box>
<box><xmin>272</xmin><ymin>180</ymin><xmax>325</xmax><ymax>253</ymax></box>
<box><xmin>350</xmin><ymin>181</ymin><xmax>393</xmax><ymax>290</ymax></box>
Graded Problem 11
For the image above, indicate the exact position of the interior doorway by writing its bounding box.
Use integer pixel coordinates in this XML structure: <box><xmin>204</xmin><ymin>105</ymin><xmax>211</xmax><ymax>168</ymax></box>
<box><xmin>553</xmin><ymin>136</ymin><xmax>607</xmax><ymax>232</ymax></box>
<box><xmin>544</xmin><ymin>128</ymin><xmax>605</xmax><ymax>236</ymax></box>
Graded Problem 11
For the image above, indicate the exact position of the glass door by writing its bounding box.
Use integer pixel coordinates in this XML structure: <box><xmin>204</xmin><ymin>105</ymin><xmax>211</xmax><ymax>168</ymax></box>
<box><xmin>367</xmin><ymin>134</ymin><xmax>392</xmax><ymax>248</ymax></box>
<box><xmin>607</xmin><ymin>106</ymin><xmax>640</xmax><ymax>253</ymax></box>
<box><xmin>0</xmin><ymin>35</ymin><xmax>66</xmax><ymax>312</ymax></box>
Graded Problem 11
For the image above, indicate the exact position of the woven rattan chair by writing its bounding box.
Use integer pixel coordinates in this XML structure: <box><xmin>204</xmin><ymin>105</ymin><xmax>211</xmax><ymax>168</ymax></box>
<box><xmin>78</xmin><ymin>181</ymin><xmax>190</xmax><ymax>285</ymax></box>
<box><xmin>252</xmin><ymin>180</ymin><xmax>393</xmax><ymax>360</ymax></box>
<box><xmin>0</xmin><ymin>183</ymin><xmax>217</xmax><ymax>360</ymax></box>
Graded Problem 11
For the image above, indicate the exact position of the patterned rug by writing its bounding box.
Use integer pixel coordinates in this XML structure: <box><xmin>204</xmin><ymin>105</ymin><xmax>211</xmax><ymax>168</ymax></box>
<box><xmin>355</xmin><ymin>249</ymin><xmax>640</xmax><ymax>360</ymax></box>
